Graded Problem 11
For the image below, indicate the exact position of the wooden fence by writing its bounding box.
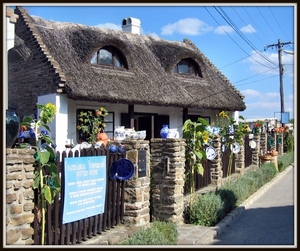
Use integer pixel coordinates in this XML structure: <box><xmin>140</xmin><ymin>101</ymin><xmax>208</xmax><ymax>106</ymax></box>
<box><xmin>32</xmin><ymin>145</ymin><xmax>126</xmax><ymax>245</ymax></box>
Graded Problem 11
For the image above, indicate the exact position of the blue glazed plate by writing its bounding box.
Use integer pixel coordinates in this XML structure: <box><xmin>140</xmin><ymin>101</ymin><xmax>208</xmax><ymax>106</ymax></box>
<box><xmin>206</xmin><ymin>146</ymin><xmax>217</xmax><ymax>160</ymax></box>
<box><xmin>116</xmin><ymin>158</ymin><xmax>135</xmax><ymax>180</ymax></box>
<box><xmin>109</xmin><ymin>161</ymin><xmax>119</xmax><ymax>180</ymax></box>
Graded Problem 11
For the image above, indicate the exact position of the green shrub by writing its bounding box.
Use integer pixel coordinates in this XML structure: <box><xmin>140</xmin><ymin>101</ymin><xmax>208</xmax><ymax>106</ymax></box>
<box><xmin>215</xmin><ymin>188</ymin><xmax>237</xmax><ymax>215</ymax></box>
<box><xmin>278</xmin><ymin>151</ymin><xmax>294</xmax><ymax>172</ymax></box>
<box><xmin>283</xmin><ymin>131</ymin><xmax>294</xmax><ymax>152</ymax></box>
<box><xmin>119</xmin><ymin>221</ymin><xmax>178</xmax><ymax>245</ymax></box>
<box><xmin>189</xmin><ymin>192</ymin><xmax>224</xmax><ymax>227</ymax></box>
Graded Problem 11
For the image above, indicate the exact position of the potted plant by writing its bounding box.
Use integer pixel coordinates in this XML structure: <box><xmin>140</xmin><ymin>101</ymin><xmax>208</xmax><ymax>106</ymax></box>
<box><xmin>77</xmin><ymin>107</ymin><xmax>108</xmax><ymax>145</ymax></box>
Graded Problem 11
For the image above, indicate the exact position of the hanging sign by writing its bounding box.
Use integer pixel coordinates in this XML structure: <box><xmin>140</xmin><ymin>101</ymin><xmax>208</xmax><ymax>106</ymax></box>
<box><xmin>62</xmin><ymin>156</ymin><xmax>106</xmax><ymax>224</ymax></box>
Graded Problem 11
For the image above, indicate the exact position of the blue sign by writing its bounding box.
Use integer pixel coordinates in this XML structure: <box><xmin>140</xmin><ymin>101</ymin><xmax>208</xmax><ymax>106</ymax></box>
<box><xmin>281</xmin><ymin>112</ymin><xmax>290</xmax><ymax>124</ymax></box>
<box><xmin>62</xmin><ymin>156</ymin><xmax>107</xmax><ymax>224</ymax></box>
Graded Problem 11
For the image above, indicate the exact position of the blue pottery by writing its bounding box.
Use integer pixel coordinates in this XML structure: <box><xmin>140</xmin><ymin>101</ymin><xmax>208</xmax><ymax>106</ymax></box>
<box><xmin>160</xmin><ymin>124</ymin><xmax>169</xmax><ymax>139</ymax></box>
<box><xmin>109</xmin><ymin>144</ymin><xmax>117</xmax><ymax>153</ymax></box>
<box><xmin>117</xmin><ymin>145</ymin><xmax>126</xmax><ymax>155</ymax></box>
<box><xmin>6</xmin><ymin>109</ymin><xmax>20</xmax><ymax>148</ymax></box>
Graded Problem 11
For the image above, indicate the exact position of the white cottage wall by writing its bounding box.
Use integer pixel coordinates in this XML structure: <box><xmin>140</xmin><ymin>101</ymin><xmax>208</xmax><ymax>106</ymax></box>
<box><xmin>37</xmin><ymin>95</ymin><xmax>235</xmax><ymax>150</ymax></box>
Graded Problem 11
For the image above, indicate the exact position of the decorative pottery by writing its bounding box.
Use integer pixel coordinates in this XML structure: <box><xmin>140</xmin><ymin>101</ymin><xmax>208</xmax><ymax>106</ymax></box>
<box><xmin>228</xmin><ymin>125</ymin><xmax>234</xmax><ymax>134</ymax></box>
<box><xmin>136</xmin><ymin>130</ymin><xmax>146</xmax><ymax>140</ymax></box>
<box><xmin>97</xmin><ymin>132</ymin><xmax>108</xmax><ymax>146</ymax></box>
<box><xmin>6</xmin><ymin>109</ymin><xmax>20</xmax><ymax>148</ymax></box>
<box><xmin>114</xmin><ymin>126</ymin><xmax>126</xmax><ymax>141</ymax></box>
<box><xmin>109</xmin><ymin>144</ymin><xmax>117</xmax><ymax>153</ymax></box>
<box><xmin>167</xmin><ymin>128</ymin><xmax>179</xmax><ymax>138</ymax></box>
<box><xmin>117</xmin><ymin>145</ymin><xmax>126</xmax><ymax>155</ymax></box>
<box><xmin>160</xmin><ymin>124</ymin><xmax>169</xmax><ymax>139</ymax></box>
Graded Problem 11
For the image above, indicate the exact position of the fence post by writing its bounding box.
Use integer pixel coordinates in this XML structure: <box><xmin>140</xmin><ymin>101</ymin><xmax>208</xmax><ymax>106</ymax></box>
<box><xmin>210</xmin><ymin>136</ymin><xmax>223</xmax><ymax>187</ymax></box>
<box><xmin>5</xmin><ymin>148</ymin><xmax>36</xmax><ymax>245</ymax></box>
<box><xmin>150</xmin><ymin>138</ymin><xmax>186</xmax><ymax>225</ymax></box>
<box><xmin>121</xmin><ymin>140</ymin><xmax>151</xmax><ymax>230</ymax></box>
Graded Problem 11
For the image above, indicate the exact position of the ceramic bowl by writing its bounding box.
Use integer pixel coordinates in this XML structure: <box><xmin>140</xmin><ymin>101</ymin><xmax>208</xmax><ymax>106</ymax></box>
<box><xmin>136</xmin><ymin>130</ymin><xmax>146</xmax><ymax>140</ymax></box>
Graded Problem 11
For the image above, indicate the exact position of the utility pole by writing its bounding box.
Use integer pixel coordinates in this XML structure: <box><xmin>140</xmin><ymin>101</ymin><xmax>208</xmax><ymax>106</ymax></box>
<box><xmin>265</xmin><ymin>39</ymin><xmax>293</xmax><ymax>125</ymax></box>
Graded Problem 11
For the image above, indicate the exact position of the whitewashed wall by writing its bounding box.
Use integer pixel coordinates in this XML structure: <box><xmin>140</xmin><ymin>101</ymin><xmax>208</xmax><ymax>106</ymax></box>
<box><xmin>38</xmin><ymin>93</ymin><xmax>227</xmax><ymax>152</ymax></box>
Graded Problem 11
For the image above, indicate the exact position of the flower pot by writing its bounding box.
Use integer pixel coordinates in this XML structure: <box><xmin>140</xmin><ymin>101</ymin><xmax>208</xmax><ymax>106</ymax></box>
<box><xmin>160</xmin><ymin>124</ymin><xmax>169</xmax><ymax>139</ymax></box>
<box><xmin>6</xmin><ymin>109</ymin><xmax>20</xmax><ymax>148</ymax></box>
<box><xmin>97</xmin><ymin>132</ymin><xmax>108</xmax><ymax>146</ymax></box>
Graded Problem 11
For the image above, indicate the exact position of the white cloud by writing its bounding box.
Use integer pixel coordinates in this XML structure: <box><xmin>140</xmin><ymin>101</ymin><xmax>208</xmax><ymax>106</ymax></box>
<box><xmin>240</xmin><ymin>24</ymin><xmax>256</xmax><ymax>33</ymax></box>
<box><xmin>244</xmin><ymin>50</ymin><xmax>294</xmax><ymax>78</ymax></box>
<box><xmin>241</xmin><ymin>89</ymin><xmax>260</xmax><ymax>98</ymax></box>
<box><xmin>161</xmin><ymin>18</ymin><xmax>213</xmax><ymax>35</ymax></box>
<box><xmin>95</xmin><ymin>23</ymin><xmax>121</xmax><ymax>30</ymax></box>
<box><xmin>214</xmin><ymin>25</ymin><xmax>234</xmax><ymax>34</ymax></box>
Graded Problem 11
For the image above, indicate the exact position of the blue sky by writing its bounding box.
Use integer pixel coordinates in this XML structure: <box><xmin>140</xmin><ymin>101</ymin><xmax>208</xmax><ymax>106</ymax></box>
<box><xmin>7</xmin><ymin>3</ymin><xmax>295</xmax><ymax>121</ymax></box>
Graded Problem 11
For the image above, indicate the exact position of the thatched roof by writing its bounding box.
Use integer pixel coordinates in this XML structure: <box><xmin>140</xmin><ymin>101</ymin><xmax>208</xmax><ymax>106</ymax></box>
<box><xmin>12</xmin><ymin>6</ymin><xmax>246</xmax><ymax>111</ymax></box>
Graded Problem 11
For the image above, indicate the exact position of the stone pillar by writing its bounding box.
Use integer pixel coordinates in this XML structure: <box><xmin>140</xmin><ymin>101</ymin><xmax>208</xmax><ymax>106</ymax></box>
<box><xmin>121</xmin><ymin>140</ymin><xmax>151</xmax><ymax>230</ymax></box>
<box><xmin>252</xmin><ymin>134</ymin><xmax>261</xmax><ymax>169</ymax></box>
<box><xmin>6</xmin><ymin>148</ymin><xmax>36</xmax><ymax>245</ymax></box>
<box><xmin>277</xmin><ymin>133</ymin><xmax>284</xmax><ymax>154</ymax></box>
<box><xmin>210</xmin><ymin>136</ymin><xmax>223</xmax><ymax>187</ymax></box>
<box><xmin>235</xmin><ymin>138</ymin><xmax>245</xmax><ymax>174</ymax></box>
<box><xmin>150</xmin><ymin>138</ymin><xmax>186</xmax><ymax>225</ymax></box>
<box><xmin>260</xmin><ymin>133</ymin><xmax>268</xmax><ymax>154</ymax></box>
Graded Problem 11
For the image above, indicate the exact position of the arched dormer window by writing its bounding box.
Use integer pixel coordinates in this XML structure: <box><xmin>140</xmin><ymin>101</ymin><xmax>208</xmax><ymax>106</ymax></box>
<box><xmin>173</xmin><ymin>58</ymin><xmax>202</xmax><ymax>77</ymax></box>
<box><xmin>91</xmin><ymin>46</ymin><xmax>126</xmax><ymax>68</ymax></box>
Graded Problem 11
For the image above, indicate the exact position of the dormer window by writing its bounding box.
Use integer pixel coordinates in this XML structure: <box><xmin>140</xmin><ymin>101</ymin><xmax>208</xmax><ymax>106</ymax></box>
<box><xmin>173</xmin><ymin>59</ymin><xmax>201</xmax><ymax>77</ymax></box>
<box><xmin>91</xmin><ymin>46</ymin><xmax>126</xmax><ymax>68</ymax></box>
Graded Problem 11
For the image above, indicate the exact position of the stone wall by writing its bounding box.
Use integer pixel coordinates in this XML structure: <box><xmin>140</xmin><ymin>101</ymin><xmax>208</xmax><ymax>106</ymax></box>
<box><xmin>121</xmin><ymin>140</ymin><xmax>151</xmax><ymax>230</ymax></box>
<box><xmin>150</xmin><ymin>138</ymin><xmax>186</xmax><ymax>225</ymax></box>
<box><xmin>6</xmin><ymin>148</ymin><xmax>36</xmax><ymax>245</ymax></box>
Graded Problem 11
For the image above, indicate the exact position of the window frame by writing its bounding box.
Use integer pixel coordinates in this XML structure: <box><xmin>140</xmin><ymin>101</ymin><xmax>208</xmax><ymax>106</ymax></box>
<box><xmin>91</xmin><ymin>46</ymin><xmax>125</xmax><ymax>68</ymax></box>
<box><xmin>173</xmin><ymin>59</ymin><xmax>201</xmax><ymax>77</ymax></box>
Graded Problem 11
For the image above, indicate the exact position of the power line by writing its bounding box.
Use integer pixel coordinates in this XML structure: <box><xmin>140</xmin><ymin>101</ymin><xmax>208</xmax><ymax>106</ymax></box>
<box><xmin>216</xmin><ymin>6</ymin><xmax>278</xmax><ymax>68</ymax></box>
<box><xmin>265</xmin><ymin>39</ymin><xmax>293</xmax><ymax>124</ymax></box>
<box><xmin>205</xmin><ymin>6</ymin><xmax>275</xmax><ymax>70</ymax></box>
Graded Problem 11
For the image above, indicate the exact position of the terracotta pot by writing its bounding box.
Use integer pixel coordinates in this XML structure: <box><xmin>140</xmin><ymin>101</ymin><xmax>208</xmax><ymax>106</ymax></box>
<box><xmin>97</xmin><ymin>132</ymin><xmax>108</xmax><ymax>146</ymax></box>
<box><xmin>260</xmin><ymin>155</ymin><xmax>274</xmax><ymax>161</ymax></box>
<box><xmin>269</xmin><ymin>150</ymin><xmax>278</xmax><ymax>156</ymax></box>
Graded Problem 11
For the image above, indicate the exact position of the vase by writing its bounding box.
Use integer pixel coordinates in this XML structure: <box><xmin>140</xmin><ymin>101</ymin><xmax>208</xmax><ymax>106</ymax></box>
<box><xmin>167</xmin><ymin>128</ymin><xmax>179</xmax><ymax>138</ymax></box>
<box><xmin>114</xmin><ymin>126</ymin><xmax>126</xmax><ymax>141</ymax></box>
<box><xmin>6</xmin><ymin>109</ymin><xmax>20</xmax><ymax>148</ymax></box>
<box><xmin>160</xmin><ymin>124</ymin><xmax>169</xmax><ymax>139</ymax></box>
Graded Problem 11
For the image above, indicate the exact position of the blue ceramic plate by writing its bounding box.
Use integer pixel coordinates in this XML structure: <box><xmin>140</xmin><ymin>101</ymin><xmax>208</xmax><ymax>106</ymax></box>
<box><xmin>109</xmin><ymin>161</ymin><xmax>119</xmax><ymax>180</ymax></box>
<box><xmin>116</xmin><ymin>158</ymin><xmax>134</xmax><ymax>180</ymax></box>
<box><xmin>206</xmin><ymin>146</ymin><xmax>217</xmax><ymax>160</ymax></box>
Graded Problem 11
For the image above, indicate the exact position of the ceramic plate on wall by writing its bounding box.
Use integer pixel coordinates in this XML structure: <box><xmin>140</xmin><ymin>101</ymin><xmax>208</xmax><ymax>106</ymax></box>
<box><xmin>116</xmin><ymin>159</ymin><xmax>134</xmax><ymax>180</ymax></box>
<box><xmin>249</xmin><ymin>140</ymin><xmax>256</xmax><ymax>149</ymax></box>
<box><xmin>230</xmin><ymin>143</ymin><xmax>241</xmax><ymax>154</ymax></box>
<box><xmin>206</xmin><ymin>146</ymin><xmax>217</xmax><ymax>160</ymax></box>
<box><xmin>248</xmin><ymin>133</ymin><xmax>254</xmax><ymax>139</ymax></box>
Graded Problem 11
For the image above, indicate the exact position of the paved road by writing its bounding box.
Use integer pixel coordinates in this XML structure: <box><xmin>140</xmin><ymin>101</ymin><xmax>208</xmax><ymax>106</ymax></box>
<box><xmin>210</xmin><ymin>165</ymin><xmax>295</xmax><ymax>246</ymax></box>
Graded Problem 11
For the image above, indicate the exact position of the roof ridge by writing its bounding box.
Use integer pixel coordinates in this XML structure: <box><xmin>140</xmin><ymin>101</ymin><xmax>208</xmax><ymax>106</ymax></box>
<box><xmin>15</xmin><ymin>6</ymin><xmax>66</xmax><ymax>92</ymax></box>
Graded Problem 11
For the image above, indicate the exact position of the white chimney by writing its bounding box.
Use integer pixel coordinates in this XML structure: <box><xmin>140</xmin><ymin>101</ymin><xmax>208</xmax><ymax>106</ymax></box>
<box><xmin>121</xmin><ymin>17</ymin><xmax>141</xmax><ymax>35</ymax></box>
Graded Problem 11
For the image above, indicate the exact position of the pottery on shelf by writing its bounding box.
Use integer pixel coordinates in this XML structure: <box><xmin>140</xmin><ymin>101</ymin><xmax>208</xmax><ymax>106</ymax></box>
<box><xmin>160</xmin><ymin>124</ymin><xmax>169</xmax><ymax>139</ymax></box>
<box><xmin>167</xmin><ymin>128</ymin><xmax>179</xmax><ymax>138</ymax></box>
<box><xmin>6</xmin><ymin>109</ymin><xmax>20</xmax><ymax>148</ymax></box>
<box><xmin>114</xmin><ymin>126</ymin><xmax>126</xmax><ymax>141</ymax></box>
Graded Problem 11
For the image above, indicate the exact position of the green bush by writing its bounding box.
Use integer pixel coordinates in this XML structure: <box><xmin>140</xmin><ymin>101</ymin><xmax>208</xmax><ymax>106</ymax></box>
<box><xmin>119</xmin><ymin>221</ymin><xmax>178</xmax><ymax>245</ymax></box>
<box><xmin>189</xmin><ymin>191</ymin><xmax>224</xmax><ymax>226</ymax></box>
<box><xmin>189</xmin><ymin>160</ymin><xmax>280</xmax><ymax>227</ymax></box>
<box><xmin>215</xmin><ymin>188</ymin><xmax>237</xmax><ymax>215</ymax></box>
<box><xmin>278</xmin><ymin>151</ymin><xmax>294</xmax><ymax>172</ymax></box>
<box><xmin>283</xmin><ymin>131</ymin><xmax>294</xmax><ymax>152</ymax></box>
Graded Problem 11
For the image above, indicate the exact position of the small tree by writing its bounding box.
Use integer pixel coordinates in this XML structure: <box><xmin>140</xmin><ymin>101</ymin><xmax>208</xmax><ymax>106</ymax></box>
<box><xmin>182</xmin><ymin>117</ymin><xmax>210</xmax><ymax>206</ymax></box>
<box><xmin>21</xmin><ymin>103</ymin><xmax>60</xmax><ymax>245</ymax></box>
